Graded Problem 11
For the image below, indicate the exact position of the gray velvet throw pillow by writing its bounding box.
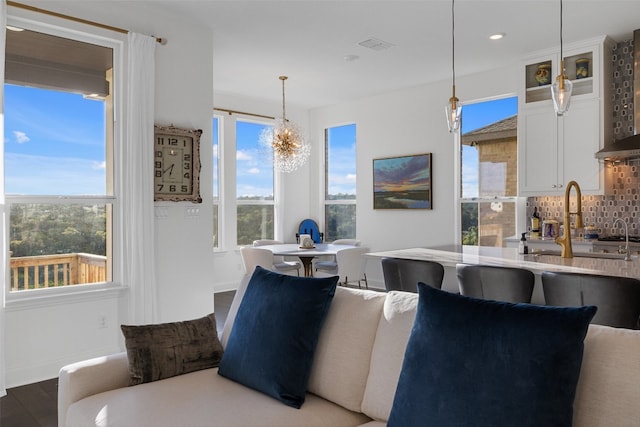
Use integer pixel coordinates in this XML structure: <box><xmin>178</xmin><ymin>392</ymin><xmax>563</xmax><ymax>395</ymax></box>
<box><xmin>121</xmin><ymin>313</ymin><xmax>223</xmax><ymax>385</ymax></box>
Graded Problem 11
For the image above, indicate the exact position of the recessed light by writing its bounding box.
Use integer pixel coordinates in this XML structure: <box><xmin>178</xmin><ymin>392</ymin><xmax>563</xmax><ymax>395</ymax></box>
<box><xmin>489</xmin><ymin>32</ymin><xmax>505</xmax><ymax>40</ymax></box>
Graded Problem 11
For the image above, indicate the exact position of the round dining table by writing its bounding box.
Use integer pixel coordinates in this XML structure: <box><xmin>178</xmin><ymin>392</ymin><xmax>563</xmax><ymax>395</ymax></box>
<box><xmin>255</xmin><ymin>243</ymin><xmax>356</xmax><ymax>277</ymax></box>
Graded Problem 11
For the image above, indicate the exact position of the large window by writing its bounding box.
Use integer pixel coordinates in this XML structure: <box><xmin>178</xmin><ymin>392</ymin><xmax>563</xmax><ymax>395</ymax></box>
<box><xmin>324</xmin><ymin>124</ymin><xmax>356</xmax><ymax>241</ymax></box>
<box><xmin>460</xmin><ymin>97</ymin><xmax>518</xmax><ymax>246</ymax></box>
<box><xmin>4</xmin><ymin>23</ymin><xmax>116</xmax><ymax>291</ymax></box>
<box><xmin>236</xmin><ymin>120</ymin><xmax>275</xmax><ymax>245</ymax></box>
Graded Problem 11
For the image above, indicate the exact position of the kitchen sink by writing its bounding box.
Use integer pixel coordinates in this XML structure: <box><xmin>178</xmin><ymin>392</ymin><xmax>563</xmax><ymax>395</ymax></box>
<box><xmin>529</xmin><ymin>249</ymin><xmax>637</xmax><ymax>260</ymax></box>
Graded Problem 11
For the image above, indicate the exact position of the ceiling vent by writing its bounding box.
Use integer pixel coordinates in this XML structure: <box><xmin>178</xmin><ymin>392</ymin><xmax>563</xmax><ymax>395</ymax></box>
<box><xmin>358</xmin><ymin>37</ymin><xmax>394</xmax><ymax>51</ymax></box>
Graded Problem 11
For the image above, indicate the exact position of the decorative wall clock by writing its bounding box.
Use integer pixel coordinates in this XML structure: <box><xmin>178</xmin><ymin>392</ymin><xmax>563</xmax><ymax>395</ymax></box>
<box><xmin>154</xmin><ymin>124</ymin><xmax>202</xmax><ymax>203</ymax></box>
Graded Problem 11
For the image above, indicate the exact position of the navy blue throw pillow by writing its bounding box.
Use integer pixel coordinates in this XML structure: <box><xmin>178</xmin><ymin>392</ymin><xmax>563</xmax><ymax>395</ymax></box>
<box><xmin>388</xmin><ymin>283</ymin><xmax>596</xmax><ymax>427</ymax></box>
<box><xmin>218</xmin><ymin>266</ymin><xmax>338</xmax><ymax>409</ymax></box>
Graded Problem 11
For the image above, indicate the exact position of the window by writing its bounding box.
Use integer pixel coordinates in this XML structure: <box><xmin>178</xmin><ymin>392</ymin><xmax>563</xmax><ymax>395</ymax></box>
<box><xmin>324</xmin><ymin>124</ymin><xmax>356</xmax><ymax>241</ymax></box>
<box><xmin>4</xmin><ymin>23</ymin><xmax>117</xmax><ymax>291</ymax></box>
<box><xmin>236</xmin><ymin>119</ymin><xmax>275</xmax><ymax>245</ymax></box>
<box><xmin>213</xmin><ymin>115</ymin><xmax>220</xmax><ymax>249</ymax></box>
<box><xmin>459</xmin><ymin>97</ymin><xmax>518</xmax><ymax>246</ymax></box>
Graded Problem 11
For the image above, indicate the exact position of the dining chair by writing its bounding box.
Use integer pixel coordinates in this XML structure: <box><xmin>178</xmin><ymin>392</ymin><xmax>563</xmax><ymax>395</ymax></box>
<box><xmin>314</xmin><ymin>239</ymin><xmax>361</xmax><ymax>272</ymax></box>
<box><xmin>315</xmin><ymin>246</ymin><xmax>369</xmax><ymax>289</ymax></box>
<box><xmin>296</xmin><ymin>218</ymin><xmax>324</xmax><ymax>244</ymax></box>
<box><xmin>240</xmin><ymin>246</ymin><xmax>299</xmax><ymax>277</ymax></box>
<box><xmin>456</xmin><ymin>264</ymin><xmax>535</xmax><ymax>303</ymax></box>
<box><xmin>332</xmin><ymin>239</ymin><xmax>361</xmax><ymax>246</ymax></box>
<box><xmin>252</xmin><ymin>239</ymin><xmax>301</xmax><ymax>276</ymax></box>
<box><xmin>381</xmin><ymin>258</ymin><xmax>444</xmax><ymax>292</ymax></box>
<box><xmin>542</xmin><ymin>271</ymin><xmax>640</xmax><ymax>329</ymax></box>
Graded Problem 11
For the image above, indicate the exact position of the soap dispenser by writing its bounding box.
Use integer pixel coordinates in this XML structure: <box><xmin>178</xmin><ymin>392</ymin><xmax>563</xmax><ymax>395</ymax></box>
<box><xmin>519</xmin><ymin>232</ymin><xmax>529</xmax><ymax>255</ymax></box>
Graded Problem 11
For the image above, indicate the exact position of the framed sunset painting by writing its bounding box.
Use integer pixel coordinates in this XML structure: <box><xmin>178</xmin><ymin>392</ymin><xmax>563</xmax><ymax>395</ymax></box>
<box><xmin>373</xmin><ymin>153</ymin><xmax>432</xmax><ymax>209</ymax></box>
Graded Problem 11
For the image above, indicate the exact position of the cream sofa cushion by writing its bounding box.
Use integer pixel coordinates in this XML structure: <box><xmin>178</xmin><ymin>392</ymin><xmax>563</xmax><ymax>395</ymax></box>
<box><xmin>307</xmin><ymin>286</ymin><xmax>386</xmax><ymax>412</ymax></box>
<box><xmin>573</xmin><ymin>324</ymin><xmax>640</xmax><ymax>426</ymax></box>
<box><xmin>360</xmin><ymin>290</ymin><xmax>418</xmax><ymax>421</ymax></box>
<box><xmin>66</xmin><ymin>367</ymin><xmax>371</xmax><ymax>427</ymax></box>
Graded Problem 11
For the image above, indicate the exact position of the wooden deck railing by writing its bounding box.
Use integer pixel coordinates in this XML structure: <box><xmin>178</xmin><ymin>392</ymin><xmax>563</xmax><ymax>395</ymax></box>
<box><xmin>10</xmin><ymin>253</ymin><xmax>107</xmax><ymax>291</ymax></box>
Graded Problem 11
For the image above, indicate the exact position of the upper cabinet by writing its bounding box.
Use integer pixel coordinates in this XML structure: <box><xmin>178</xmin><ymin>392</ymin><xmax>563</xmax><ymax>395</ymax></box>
<box><xmin>518</xmin><ymin>36</ymin><xmax>613</xmax><ymax>196</ymax></box>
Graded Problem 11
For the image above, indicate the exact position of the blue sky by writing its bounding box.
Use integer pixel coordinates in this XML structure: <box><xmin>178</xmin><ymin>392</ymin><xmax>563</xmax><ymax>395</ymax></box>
<box><xmin>4</xmin><ymin>84</ymin><xmax>107</xmax><ymax>195</ymax></box>
<box><xmin>461</xmin><ymin>96</ymin><xmax>518</xmax><ymax>198</ymax></box>
<box><xmin>223</xmin><ymin>119</ymin><xmax>356</xmax><ymax>199</ymax></box>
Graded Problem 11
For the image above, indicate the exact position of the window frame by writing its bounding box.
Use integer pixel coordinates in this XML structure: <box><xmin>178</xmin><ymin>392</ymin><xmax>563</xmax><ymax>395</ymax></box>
<box><xmin>322</xmin><ymin>123</ymin><xmax>357</xmax><ymax>242</ymax></box>
<box><xmin>455</xmin><ymin>95</ymin><xmax>525</xmax><ymax>246</ymax></box>
<box><xmin>232</xmin><ymin>115</ymin><xmax>280</xmax><ymax>247</ymax></box>
<box><xmin>3</xmin><ymin>13</ymin><xmax>124</xmax><ymax>305</ymax></box>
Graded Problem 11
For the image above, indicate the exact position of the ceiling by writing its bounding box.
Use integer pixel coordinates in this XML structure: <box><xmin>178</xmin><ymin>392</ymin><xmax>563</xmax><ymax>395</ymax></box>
<box><xmin>24</xmin><ymin>1</ymin><xmax>640</xmax><ymax>111</ymax></box>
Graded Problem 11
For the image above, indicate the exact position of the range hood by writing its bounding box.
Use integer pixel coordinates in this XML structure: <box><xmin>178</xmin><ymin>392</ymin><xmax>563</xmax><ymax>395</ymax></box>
<box><xmin>595</xmin><ymin>29</ymin><xmax>640</xmax><ymax>162</ymax></box>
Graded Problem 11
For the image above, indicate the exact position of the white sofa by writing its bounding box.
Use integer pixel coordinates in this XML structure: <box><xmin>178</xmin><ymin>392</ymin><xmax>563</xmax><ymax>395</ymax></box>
<box><xmin>59</xmin><ymin>285</ymin><xmax>640</xmax><ymax>427</ymax></box>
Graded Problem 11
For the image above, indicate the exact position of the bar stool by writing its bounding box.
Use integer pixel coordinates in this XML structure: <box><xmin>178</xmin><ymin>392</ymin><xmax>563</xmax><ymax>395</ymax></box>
<box><xmin>381</xmin><ymin>258</ymin><xmax>444</xmax><ymax>292</ymax></box>
<box><xmin>456</xmin><ymin>264</ymin><xmax>535</xmax><ymax>303</ymax></box>
<box><xmin>542</xmin><ymin>271</ymin><xmax>640</xmax><ymax>329</ymax></box>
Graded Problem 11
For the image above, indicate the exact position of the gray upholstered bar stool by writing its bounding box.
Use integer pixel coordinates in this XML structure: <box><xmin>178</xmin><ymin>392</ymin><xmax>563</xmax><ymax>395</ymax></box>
<box><xmin>381</xmin><ymin>258</ymin><xmax>444</xmax><ymax>292</ymax></box>
<box><xmin>456</xmin><ymin>264</ymin><xmax>535</xmax><ymax>303</ymax></box>
<box><xmin>541</xmin><ymin>271</ymin><xmax>640</xmax><ymax>329</ymax></box>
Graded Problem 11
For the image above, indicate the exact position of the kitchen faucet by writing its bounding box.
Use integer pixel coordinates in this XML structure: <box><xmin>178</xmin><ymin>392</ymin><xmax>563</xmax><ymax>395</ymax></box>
<box><xmin>613</xmin><ymin>218</ymin><xmax>632</xmax><ymax>261</ymax></box>
<box><xmin>555</xmin><ymin>180</ymin><xmax>583</xmax><ymax>258</ymax></box>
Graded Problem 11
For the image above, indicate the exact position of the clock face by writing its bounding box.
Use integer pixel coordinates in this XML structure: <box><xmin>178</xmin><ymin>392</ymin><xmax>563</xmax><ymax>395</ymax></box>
<box><xmin>154</xmin><ymin>125</ymin><xmax>202</xmax><ymax>202</ymax></box>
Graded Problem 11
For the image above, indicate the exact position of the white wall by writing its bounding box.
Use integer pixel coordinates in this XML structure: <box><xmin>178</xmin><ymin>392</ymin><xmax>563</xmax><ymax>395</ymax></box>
<box><xmin>4</xmin><ymin>1</ymin><xmax>214</xmax><ymax>387</ymax></box>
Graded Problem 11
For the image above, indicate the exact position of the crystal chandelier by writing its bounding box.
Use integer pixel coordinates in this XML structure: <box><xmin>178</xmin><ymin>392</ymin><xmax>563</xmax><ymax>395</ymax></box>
<box><xmin>551</xmin><ymin>0</ymin><xmax>572</xmax><ymax>115</ymax></box>
<box><xmin>445</xmin><ymin>0</ymin><xmax>462</xmax><ymax>132</ymax></box>
<box><xmin>260</xmin><ymin>76</ymin><xmax>310</xmax><ymax>173</ymax></box>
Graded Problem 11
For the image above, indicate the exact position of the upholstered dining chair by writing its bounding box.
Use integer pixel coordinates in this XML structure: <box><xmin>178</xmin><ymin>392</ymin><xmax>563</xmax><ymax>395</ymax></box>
<box><xmin>456</xmin><ymin>264</ymin><xmax>535</xmax><ymax>303</ymax></box>
<box><xmin>542</xmin><ymin>271</ymin><xmax>640</xmax><ymax>329</ymax></box>
<box><xmin>315</xmin><ymin>246</ymin><xmax>369</xmax><ymax>289</ymax></box>
<box><xmin>314</xmin><ymin>239</ymin><xmax>361</xmax><ymax>272</ymax></box>
<box><xmin>381</xmin><ymin>258</ymin><xmax>444</xmax><ymax>292</ymax></box>
<box><xmin>240</xmin><ymin>246</ymin><xmax>300</xmax><ymax>278</ymax></box>
<box><xmin>252</xmin><ymin>239</ymin><xmax>301</xmax><ymax>276</ymax></box>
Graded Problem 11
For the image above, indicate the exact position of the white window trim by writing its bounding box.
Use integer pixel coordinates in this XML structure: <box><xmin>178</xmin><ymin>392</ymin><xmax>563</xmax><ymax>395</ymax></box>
<box><xmin>3</xmin><ymin>13</ymin><xmax>126</xmax><ymax>307</ymax></box>
<box><xmin>322</xmin><ymin>123</ymin><xmax>357</xmax><ymax>240</ymax></box>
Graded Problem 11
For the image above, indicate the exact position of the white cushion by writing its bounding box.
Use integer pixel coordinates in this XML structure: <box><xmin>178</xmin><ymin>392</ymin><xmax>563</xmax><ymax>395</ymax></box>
<box><xmin>307</xmin><ymin>286</ymin><xmax>386</xmax><ymax>412</ymax></box>
<box><xmin>360</xmin><ymin>290</ymin><xmax>418</xmax><ymax>422</ymax></box>
<box><xmin>66</xmin><ymin>368</ymin><xmax>371</xmax><ymax>427</ymax></box>
<box><xmin>573</xmin><ymin>324</ymin><xmax>640</xmax><ymax>426</ymax></box>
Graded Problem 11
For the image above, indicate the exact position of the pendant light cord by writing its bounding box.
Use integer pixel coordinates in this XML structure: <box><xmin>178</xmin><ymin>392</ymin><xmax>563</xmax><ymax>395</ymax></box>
<box><xmin>280</xmin><ymin>76</ymin><xmax>287</xmax><ymax>121</ymax></box>
<box><xmin>559</xmin><ymin>0</ymin><xmax>564</xmax><ymax>62</ymax></box>
<box><xmin>451</xmin><ymin>0</ymin><xmax>456</xmax><ymax>87</ymax></box>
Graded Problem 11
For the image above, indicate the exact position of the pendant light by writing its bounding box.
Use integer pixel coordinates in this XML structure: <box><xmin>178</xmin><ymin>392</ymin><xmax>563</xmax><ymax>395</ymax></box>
<box><xmin>260</xmin><ymin>76</ymin><xmax>310</xmax><ymax>173</ymax></box>
<box><xmin>445</xmin><ymin>0</ymin><xmax>461</xmax><ymax>132</ymax></box>
<box><xmin>551</xmin><ymin>0</ymin><xmax>573</xmax><ymax>115</ymax></box>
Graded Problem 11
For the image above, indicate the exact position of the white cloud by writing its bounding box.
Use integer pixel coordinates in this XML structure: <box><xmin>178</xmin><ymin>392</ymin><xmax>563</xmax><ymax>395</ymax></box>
<box><xmin>236</xmin><ymin>150</ymin><xmax>252</xmax><ymax>161</ymax></box>
<box><xmin>248</xmin><ymin>167</ymin><xmax>260</xmax><ymax>174</ymax></box>
<box><xmin>13</xmin><ymin>131</ymin><xmax>30</xmax><ymax>144</ymax></box>
<box><xmin>92</xmin><ymin>161</ymin><xmax>106</xmax><ymax>170</ymax></box>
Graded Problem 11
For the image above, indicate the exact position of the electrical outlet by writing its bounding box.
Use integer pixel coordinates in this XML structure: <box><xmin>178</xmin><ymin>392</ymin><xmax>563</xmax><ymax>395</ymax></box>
<box><xmin>98</xmin><ymin>315</ymin><xmax>107</xmax><ymax>329</ymax></box>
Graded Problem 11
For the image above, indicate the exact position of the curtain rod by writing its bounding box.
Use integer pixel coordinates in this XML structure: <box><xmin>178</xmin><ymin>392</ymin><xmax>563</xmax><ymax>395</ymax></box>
<box><xmin>7</xmin><ymin>1</ymin><xmax>166</xmax><ymax>44</ymax></box>
<box><xmin>214</xmin><ymin>107</ymin><xmax>275</xmax><ymax>121</ymax></box>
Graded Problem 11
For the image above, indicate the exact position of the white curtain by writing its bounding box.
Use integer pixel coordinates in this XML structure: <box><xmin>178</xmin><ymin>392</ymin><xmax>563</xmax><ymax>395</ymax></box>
<box><xmin>122</xmin><ymin>32</ymin><xmax>157</xmax><ymax>324</ymax></box>
<box><xmin>0</xmin><ymin>0</ymin><xmax>7</xmax><ymax>398</ymax></box>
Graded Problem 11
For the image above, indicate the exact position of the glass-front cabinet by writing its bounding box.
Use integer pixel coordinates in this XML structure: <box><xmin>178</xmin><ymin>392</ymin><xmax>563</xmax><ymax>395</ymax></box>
<box><xmin>518</xmin><ymin>36</ymin><xmax>613</xmax><ymax>196</ymax></box>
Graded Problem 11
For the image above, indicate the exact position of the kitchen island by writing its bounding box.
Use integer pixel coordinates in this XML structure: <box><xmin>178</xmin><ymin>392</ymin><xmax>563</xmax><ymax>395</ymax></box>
<box><xmin>367</xmin><ymin>245</ymin><xmax>640</xmax><ymax>304</ymax></box>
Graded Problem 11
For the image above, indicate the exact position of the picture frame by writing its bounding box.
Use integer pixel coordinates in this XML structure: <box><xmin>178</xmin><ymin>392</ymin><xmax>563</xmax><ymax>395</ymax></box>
<box><xmin>373</xmin><ymin>153</ymin><xmax>432</xmax><ymax>210</ymax></box>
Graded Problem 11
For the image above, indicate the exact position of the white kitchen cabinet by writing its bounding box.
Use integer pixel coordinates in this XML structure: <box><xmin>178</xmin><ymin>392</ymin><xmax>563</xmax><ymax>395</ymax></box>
<box><xmin>518</xmin><ymin>36</ymin><xmax>613</xmax><ymax>196</ymax></box>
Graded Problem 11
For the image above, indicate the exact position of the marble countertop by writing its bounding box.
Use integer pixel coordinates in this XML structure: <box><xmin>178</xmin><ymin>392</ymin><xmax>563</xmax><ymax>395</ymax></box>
<box><xmin>367</xmin><ymin>245</ymin><xmax>640</xmax><ymax>279</ymax></box>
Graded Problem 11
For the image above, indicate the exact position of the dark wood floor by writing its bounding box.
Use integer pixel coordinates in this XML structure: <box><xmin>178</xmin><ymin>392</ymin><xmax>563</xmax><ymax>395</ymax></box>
<box><xmin>0</xmin><ymin>290</ymin><xmax>236</xmax><ymax>427</ymax></box>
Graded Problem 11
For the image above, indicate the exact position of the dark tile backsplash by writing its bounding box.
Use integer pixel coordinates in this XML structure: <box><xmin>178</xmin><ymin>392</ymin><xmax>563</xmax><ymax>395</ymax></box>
<box><xmin>528</xmin><ymin>37</ymin><xmax>638</xmax><ymax>237</ymax></box>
